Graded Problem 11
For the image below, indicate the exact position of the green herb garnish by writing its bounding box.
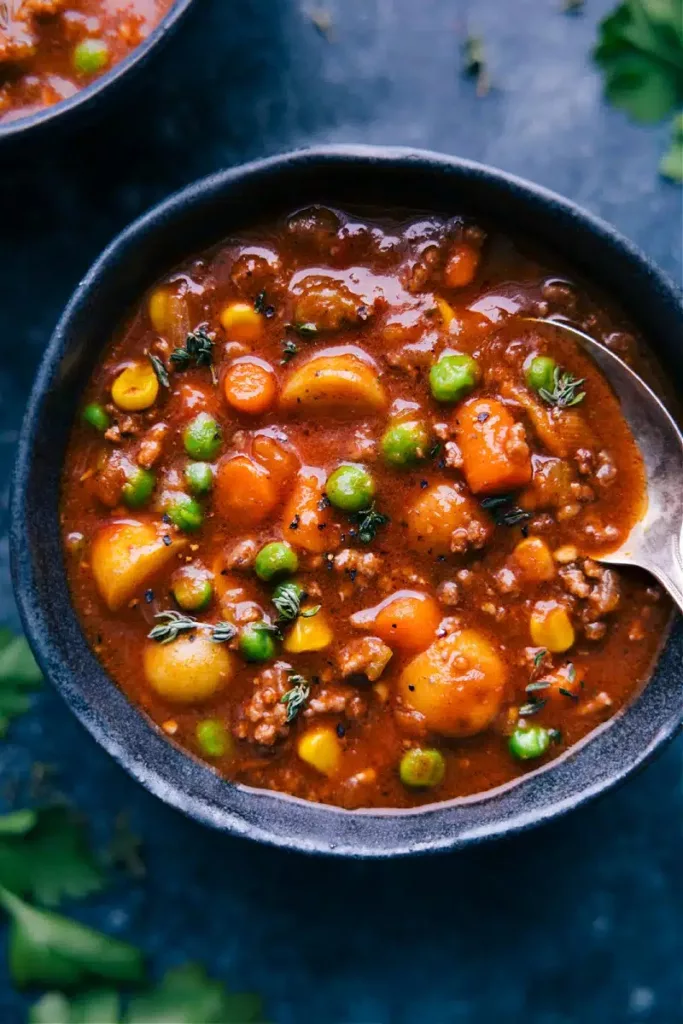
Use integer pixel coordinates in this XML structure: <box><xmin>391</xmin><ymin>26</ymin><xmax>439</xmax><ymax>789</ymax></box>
<box><xmin>0</xmin><ymin>629</ymin><xmax>42</xmax><ymax>738</ymax></box>
<box><xmin>148</xmin><ymin>354</ymin><xmax>169</xmax><ymax>389</ymax></box>
<box><xmin>519</xmin><ymin>699</ymin><xmax>547</xmax><ymax>717</ymax></box>
<box><xmin>148</xmin><ymin>611</ymin><xmax>237</xmax><ymax>645</ymax></box>
<box><xmin>661</xmin><ymin>111</ymin><xmax>683</xmax><ymax>182</ymax></box>
<box><xmin>281</xmin><ymin>339</ymin><xmax>299</xmax><ymax>363</ymax></box>
<box><xmin>0</xmin><ymin>885</ymin><xmax>145</xmax><ymax>988</ymax></box>
<box><xmin>480</xmin><ymin>495</ymin><xmax>531</xmax><ymax>527</ymax></box>
<box><xmin>539</xmin><ymin>366</ymin><xmax>586</xmax><ymax>408</ymax></box>
<box><xmin>291</xmin><ymin>321</ymin><xmax>318</xmax><ymax>338</ymax></box>
<box><xmin>170</xmin><ymin>325</ymin><xmax>217</xmax><ymax>383</ymax></box>
<box><xmin>351</xmin><ymin>503</ymin><xmax>390</xmax><ymax>544</ymax></box>
<box><xmin>0</xmin><ymin>807</ymin><xmax>104</xmax><ymax>907</ymax></box>
<box><xmin>280</xmin><ymin>675</ymin><xmax>311</xmax><ymax>723</ymax></box>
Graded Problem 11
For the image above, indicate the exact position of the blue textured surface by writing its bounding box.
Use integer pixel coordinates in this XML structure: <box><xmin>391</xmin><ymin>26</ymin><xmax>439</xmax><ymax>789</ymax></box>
<box><xmin>0</xmin><ymin>0</ymin><xmax>682</xmax><ymax>1021</ymax></box>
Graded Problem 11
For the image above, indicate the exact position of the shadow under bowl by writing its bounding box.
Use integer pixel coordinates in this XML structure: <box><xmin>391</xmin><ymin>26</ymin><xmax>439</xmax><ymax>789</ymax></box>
<box><xmin>11</xmin><ymin>145</ymin><xmax>683</xmax><ymax>856</ymax></box>
<box><xmin>0</xmin><ymin>0</ymin><xmax>196</xmax><ymax>150</ymax></box>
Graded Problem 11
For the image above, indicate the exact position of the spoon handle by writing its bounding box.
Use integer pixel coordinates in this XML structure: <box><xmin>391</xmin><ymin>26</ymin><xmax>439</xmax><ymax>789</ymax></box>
<box><xmin>605</xmin><ymin>532</ymin><xmax>683</xmax><ymax>617</ymax></box>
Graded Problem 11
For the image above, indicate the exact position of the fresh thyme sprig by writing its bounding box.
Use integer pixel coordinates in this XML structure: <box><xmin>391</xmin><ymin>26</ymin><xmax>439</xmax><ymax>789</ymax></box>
<box><xmin>147</xmin><ymin>611</ymin><xmax>237</xmax><ymax>645</ymax></box>
<box><xmin>280</xmin><ymin>675</ymin><xmax>311</xmax><ymax>723</ymax></box>
<box><xmin>351</xmin><ymin>504</ymin><xmax>390</xmax><ymax>544</ymax></box>
<box><xmin>271</xmin><ymin>582</ymin><xmax>321</xmax><ymax>624</ymax></box>
<box><xmin>170</xmin><ymin>325</ymin><xmax>217</xmax><ymax>384</ymax></box>
<box><xmin>539</xmin><ymin>367</ymin><xmax>586</xmax><ymax>408</ymax></box>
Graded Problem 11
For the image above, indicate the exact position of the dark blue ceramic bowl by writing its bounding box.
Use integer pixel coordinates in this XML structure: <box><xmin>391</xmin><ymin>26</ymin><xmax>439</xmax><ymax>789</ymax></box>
<box><xmin>11</xmin><ymin>146</ymin><xmax>683</xmax><ymax>857</ymax></box>
<box><xmin>0</xmin><ymin>0</ymin><xmax>195</xmax><ymax>149</ymax></box>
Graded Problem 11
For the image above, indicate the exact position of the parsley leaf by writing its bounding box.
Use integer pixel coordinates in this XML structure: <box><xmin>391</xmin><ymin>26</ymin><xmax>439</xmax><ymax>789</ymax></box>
<box><xmin>661</xmin><ymin>111</ymin><xmax>683</xmax><ymax>180</ymax></box>
<box><xmin>594</xmin><ymin>0</ymin><xmax>683</xmax><ymax>124</ymax></box>
<box><xmin>30</xmin><ymin>966</ymin><xmax>265</xmax><ymax>1024</ymax></box>
<box><xmin>30</xmin><ymin>989</ymin><xmax>120</xmax><ymax>1023</ymax></box>
<box><xmin>0</xmin><ymin>807</ymin><xmax>104</xmax><ymax>907</ymax></box>
<box><xmin>127</xmin><ymin>962</ymin><xmax>265</xmax><ymax>1023</ymax></box>
<box><xmin>0</xmin><ymin>630</ymin><xmax>42</xmax><ymax>737</ymax></box>
<box><xmin>0</xmin><ymin>886</ymin><xmax>145</xmax><ymax>988</ymax></box>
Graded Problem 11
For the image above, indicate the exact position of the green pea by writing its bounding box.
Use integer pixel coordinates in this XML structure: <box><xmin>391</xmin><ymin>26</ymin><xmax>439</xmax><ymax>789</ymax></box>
<box><xmin>254</xmin><ymin>542</ymin><xmax>299</xmax><ymax>581</ymax></box>
<box><xmin>196</xmin><ymin>719</ymin><xmax>232</xmax><ymax>758</ymax></box>
<box><xmin>185</xmin><ymin>461</ymin><xmax>214</xmax><ymax>496</ymax></box>
<box><xmin>122</xmin><ymin>466</ymin><xmax>155</xmax><ymax>508</ymax></box>
<box><xmin>509</xmin><ymin>725</ymin><xmax>552</xmax><ymax>761</ymax></box>
<box><xmin>73</xmin><ymin>38</ymin><xmax>110</xmax><ymax>75</ymax></box>
<box><xmin>429</xmin><ymin>354</ymin><xmax>480</xmax><ymax>403</ymax></box>
<box><xmin>526</xmin><ymin>356</ymin><xmax>557</xmax><ymax>394</ymax></box>
<box><xmin>165</xmin><ymin>493</ymin><xmax>203</xmax><ymax>532</ymax></box>
<box><xmin>381</xmin><ymin>420</ymin><xmax>430</xmax><ymax>466</ymax></box>
<box><xmin>183</xmin><ymin>413</ymin><xmax>222</xmax><ymax>460</ymax></box>
<box><xmin>172</xmin><ymin>567</ymin><xmax>213</xmax><ymax>611</ymax></box>
<box><xmin>239</xmin><ymin>621</ymin><xmax>277</xmax><ymax>662</ymax></box>
<box><xmin>325</xmin><ymin>464</ymin><xmax>375</xmax><ymax>512</ymax></box>
<box><xmin>82</xmin><ymin>403</ymin><xmax>110</xmax><ymax>432</ymax></box>
<box><xmin>399</xmin><ymin>748</ymin><xmax>446</xmax><ymax>788</ymax></box>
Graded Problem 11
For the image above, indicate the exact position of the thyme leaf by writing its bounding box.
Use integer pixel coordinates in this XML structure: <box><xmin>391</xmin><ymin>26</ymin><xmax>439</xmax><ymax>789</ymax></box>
<box><xmin>147</xmin><ymin>612</ymin><xmax>236</xmax><ymax>645</ymax></box>
<box><xmin>519</xmin><ymin>699</ymin><xmax>547</xmax><ymax>716</ymax></box>
<box><xmin>291</xmin><ymin>322</ymin><xmax>318</xmax><ymax>338</ymax></box>
<box><xmin>539</xmin><ymin>366</ymin><xmax>586</xmax><ymax>408</ymax></box>
<box><xmin>351</xmin><ymin>503</ymin><xmax>390</xmax><ymax>544</ymax></box>
<box><xmin>281</xmin><ymin>339</ymin><xmax>298</xmax><ymax>364</ymax></box>
<box><xmin>480</xmin><ymin>495</ymin><xmax>531</xmax><ymax>528</ymax></box>
<box><xmin>280</xmin><ymin>675</ymin><xmax>311</xmax><ymax>723</ymax></box>
<box><xmin>170</xmin><ymin>325</ymin><xmax>217</xmax><ymax>384</ymax></box>
<box><xmin>148</xmin><ymin>354</ymin><xmax>169</xmax><ymax>389</ymax></box>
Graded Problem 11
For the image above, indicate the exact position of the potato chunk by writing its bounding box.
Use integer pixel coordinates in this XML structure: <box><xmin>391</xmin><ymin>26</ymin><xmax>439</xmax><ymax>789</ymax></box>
<box><xmin>144</xmin><ymin>636</ymin><xmax>233</xmax><ymax>703</ymax></box>
<box><xmin>406</xmin><ymin>484</ymin><xmax>492</xmax><ymax>556</ymax></box>
<box><xmin>91</xmin><ymin>520</ymin><xmax>187</xmax><ymax>611</ymax></box>
<box><xmin>399</xmin><ymin>629</ymin><xmax>506</xmax><ymax>737</ymax></box>
<box><xmin>280</xmin><ymin>353</ymin><xmax>386</xmax><ymax>416</ymax></box>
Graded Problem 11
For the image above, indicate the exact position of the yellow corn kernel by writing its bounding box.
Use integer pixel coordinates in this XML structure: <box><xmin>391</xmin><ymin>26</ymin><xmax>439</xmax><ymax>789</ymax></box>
<box><xmin>297</xmin><ymin>725</ymin><xmax>341</xmax><ymax>776</ymax></box>
<box><xmin>219</xmin><ymin>302</ymin><xmax>264</xmax><ymax>342</ymax></box>
<box><xmin>513</xmin><ymin>537</ymin><xmax>556</xmax><ymax>582</ymax></box>
<box><xmin>435</xmin><ymin>297</ymin><xmax>455</xmax><ymax>327</ymax></box>
<box><xmin>530</xmin><ymin>602</ymin><xmax>575</xmax><ymax>653</ymax></box>
<box><xmin>284</xmin><ymin>609</ymin><xmax>333</xmax><ymax>653</ymax></box>
<box><xmin>111</xmin><ymin>362</ymin><xmax>159</xmax><ymax>411</ymax></box>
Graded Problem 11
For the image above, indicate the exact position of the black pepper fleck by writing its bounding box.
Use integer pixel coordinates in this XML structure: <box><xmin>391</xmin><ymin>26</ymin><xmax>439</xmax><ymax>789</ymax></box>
<box><xmin>420</xmin><ymin>480</ymin><xmax>428</xmax><ymax>489</ymax></box>
<box><xmin>144</xmin><ymin>589</ymin><xmax>154</xmax><ymax>604</ymax></box>
<box><xmin>336</xmin><ymin>723</ymin><xmax>346</xmax><ymax>738</ymax></box>
<box><xmin>162</xmin><ymin>535</ymin><xmax>172</xmax><ymax>546</ymax></box>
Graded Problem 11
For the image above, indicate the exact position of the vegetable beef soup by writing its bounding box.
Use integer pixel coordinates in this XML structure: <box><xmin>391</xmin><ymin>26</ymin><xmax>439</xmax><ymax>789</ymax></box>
<box><xmin>61</xmin><ymin>207</ymin><xmax>670</xmax><ymax>809</ymax></box>
<box><xmin>0</xmin><ymin>0</ymin><xmax>174</xmax><ymax>122</ymax></box>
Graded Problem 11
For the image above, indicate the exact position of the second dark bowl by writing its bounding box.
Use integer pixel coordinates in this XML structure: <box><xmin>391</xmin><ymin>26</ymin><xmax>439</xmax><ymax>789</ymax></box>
<box><xmin>11</xmin><ymin>146</ymin><xmax>683</xmax><ymax>856</ymax></box>
<box><xmin>0</xmin><ymin>0</ymin><xmax>196</xmax><ymax>150</ymax></box>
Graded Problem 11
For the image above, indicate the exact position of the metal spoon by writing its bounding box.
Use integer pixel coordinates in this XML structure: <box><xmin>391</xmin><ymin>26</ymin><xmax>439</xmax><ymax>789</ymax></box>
<box><xmin>530</xmin><ymin>318</ymin><xmax>683</xmax><ymax>613</ymax></box>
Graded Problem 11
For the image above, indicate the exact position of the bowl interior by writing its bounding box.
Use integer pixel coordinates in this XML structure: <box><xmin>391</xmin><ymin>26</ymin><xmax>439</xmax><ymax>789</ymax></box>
<box><xmin>12</xmin><ymin>147</ymin><xmax>683</xmax><ymax>856</ymax></box>
<box><xmin>0</xmin><ymin>0</ymin><xmax>195</xmax><ymax>145</ymax></box>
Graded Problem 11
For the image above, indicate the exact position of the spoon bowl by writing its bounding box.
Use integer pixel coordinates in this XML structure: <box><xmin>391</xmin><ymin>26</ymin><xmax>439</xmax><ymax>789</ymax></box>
<box><xmin>531</xmin><ymin>318</ymin><xmax>683</xmax><ymax>612</ymax></box>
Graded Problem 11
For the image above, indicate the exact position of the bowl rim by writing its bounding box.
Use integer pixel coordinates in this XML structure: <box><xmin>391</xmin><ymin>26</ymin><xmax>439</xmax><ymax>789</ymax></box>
<box><xmin>0</xmin><ymin>0</ymin><xmax>195</xmax><ymax>145</ymax></box>
<box><xmin>11</xmin><ymin>144</ymin><xmax>683</xmax><ymax>857</ymax></box>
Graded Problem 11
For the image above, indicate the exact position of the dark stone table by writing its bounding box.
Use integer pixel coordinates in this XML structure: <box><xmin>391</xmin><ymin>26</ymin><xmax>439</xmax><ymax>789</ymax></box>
<box><xmin>1</xmin><ymin>1</ymin><xmax>681</xmax><ymax>1020</ymax></box>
